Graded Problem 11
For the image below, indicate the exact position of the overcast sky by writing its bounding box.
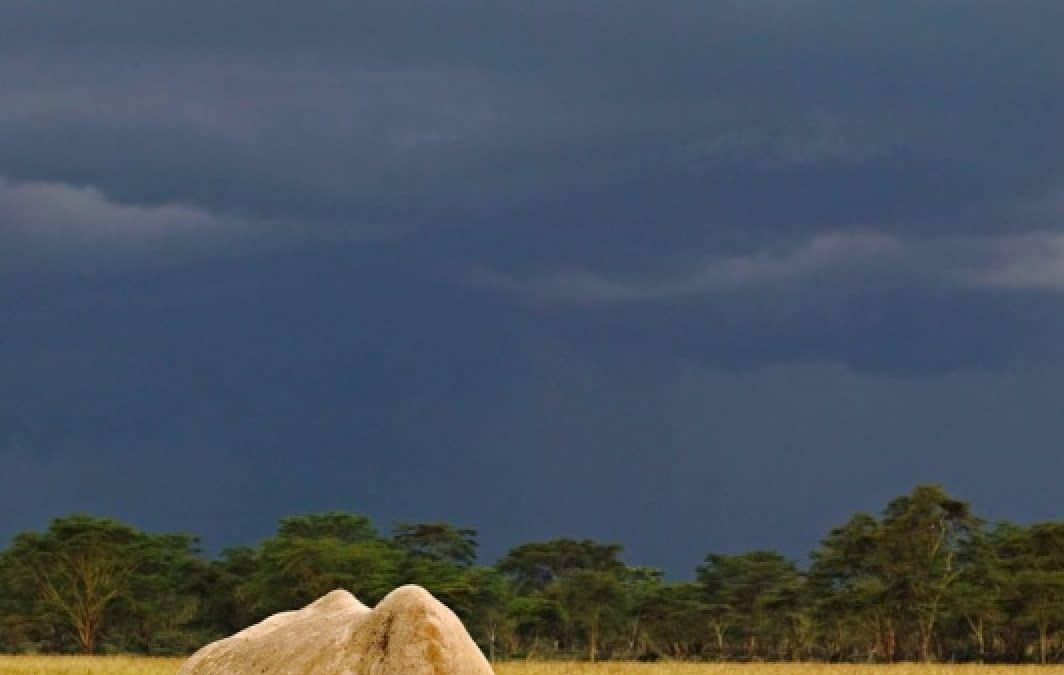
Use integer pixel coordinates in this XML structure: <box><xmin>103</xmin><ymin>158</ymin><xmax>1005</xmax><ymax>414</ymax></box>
<box><xmin>2</xmin><ymin>1</ymin><xmax>1063</xmax><ymax>575</ymax></box>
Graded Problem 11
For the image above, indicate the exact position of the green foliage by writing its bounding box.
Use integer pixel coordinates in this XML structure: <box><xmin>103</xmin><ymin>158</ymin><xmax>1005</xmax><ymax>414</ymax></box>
<box><xmin>393</xmin><ymin>522</ymin><xmax>478</xmax><ymax>567</ymax></box>
<box><xmin>1</xmin><ymin>485</ymin><xmax>1061</xmax><ymax>662</ymax></box>
<box><xmin>239</xmin><ymin>518</ymin><xmax>402</xmax><ymax>617</ymax></box>
<box><xmin>994</xmin><ymin>521</ymin><xmax>1064</xmax><ymax>663</ymax></box>
<box><xmin>276</xmin><ymin>512</ymin><xmax>379</xmax><ymax>543</ymax></box>
<box><xmin>807</xmin><ymin>485</ymin><xmax>982</xmax><ymax>662</ymax></box>
<box><xmin>497</xmin><ymin>539</ymin><xmax>624</xmax><ymax>592</ymax></box>
<box><xmin>0</xmin><ymin>515</ymin><xmax>205</xmax><ymax>654</ymax></box>
<box><xmin>633</xmin><ymin>581</ymin><xmax>706</xmax><ymax>659</ymax></box>
<box><xmin>697</xmin><ymin>551</ymin><xmax>803</xmax><ymax>659</ymax></box>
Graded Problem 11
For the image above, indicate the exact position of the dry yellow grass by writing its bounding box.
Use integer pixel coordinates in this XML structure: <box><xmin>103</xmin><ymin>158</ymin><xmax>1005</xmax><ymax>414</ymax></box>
<box><xmin>500</xmin><ymin>665</ymin><xmax>1064</xmax><ymax>675</ymax></box>
<box><xmin>1</xmin><ymin>658</ymin><xmax>1063</xmax><ymax>675</ymax></box>
<box><xmin>0</xmin><ymin>656</ymin><xmax>180</xmax><ymax>675</ymax></box>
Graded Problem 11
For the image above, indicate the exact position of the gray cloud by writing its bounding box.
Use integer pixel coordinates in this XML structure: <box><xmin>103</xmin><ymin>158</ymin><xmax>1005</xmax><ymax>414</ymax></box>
<box><xmin>0</xmin><ymin>178</ymin><xmax>229</xmax><ymax>239</ymax></box>
<box><xmin>2</xmin><ymin>1</ymin><xmax>1062</xmax><ymax>244</ymax></box>
<box><xmin>480</xmin><ymin>230</ymin><xmax>1064</xmax><ymax>304</ymax></box>
<box><xmin>0</xmin><ymin>177</ymin><xmax>259</xmax><ymax>282</ymax></box>
<box><xmin>477</xmin><ymin>232</ymin><xmax>904</xmax><ymax>303</ymax></box>
<box><xmin>973</xmin><ymin>232</ymin><xmax>1064</xmax><ymax>290</ymax></box>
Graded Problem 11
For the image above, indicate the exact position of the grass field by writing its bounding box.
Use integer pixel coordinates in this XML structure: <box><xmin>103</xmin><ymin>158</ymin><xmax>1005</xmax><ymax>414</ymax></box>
<box><xmin>2</xmin><ymin>659</ymin><xmax>1063</xmax><ymax>675</ymax></box>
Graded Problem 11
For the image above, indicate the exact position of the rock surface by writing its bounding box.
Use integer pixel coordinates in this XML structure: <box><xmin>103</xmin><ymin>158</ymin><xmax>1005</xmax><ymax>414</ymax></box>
<box><xmin>179</xmin><ymin>585</ymin><xmax>495</xmax><ymax>675</ymax></box>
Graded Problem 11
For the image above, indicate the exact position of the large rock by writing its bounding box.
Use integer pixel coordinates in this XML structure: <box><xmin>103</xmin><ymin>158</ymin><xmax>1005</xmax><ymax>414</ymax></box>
<box><xmin>179</xmin><ymin>585</ymin><xmax>495</xmax><ymax>675</ymax></box>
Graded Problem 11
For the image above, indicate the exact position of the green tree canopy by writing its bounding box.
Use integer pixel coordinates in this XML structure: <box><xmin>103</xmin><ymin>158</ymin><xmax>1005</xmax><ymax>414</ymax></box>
<box><xmin>393</xmin><ymin>522</ymin><xmax>478</xmax><ymax>567</ymax></box>
<box><xmin>0</xmin><ymin>515</ymin><xmax>205</xmax><ymax>654</ymax></box>
<box><xmin>497</xmin><ymin>539</ymin><xmax>624</xmax><ymax>592</ymax></box>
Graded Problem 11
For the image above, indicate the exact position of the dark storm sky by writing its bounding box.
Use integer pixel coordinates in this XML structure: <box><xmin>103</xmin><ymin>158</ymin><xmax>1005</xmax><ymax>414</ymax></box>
<box><xmin>2</xmin><ymin>1</ymin><xmax>1063</xmax><ymax>576</ymax></box>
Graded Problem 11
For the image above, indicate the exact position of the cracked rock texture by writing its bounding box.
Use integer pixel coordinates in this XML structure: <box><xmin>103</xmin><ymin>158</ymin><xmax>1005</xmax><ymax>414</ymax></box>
<box><xmin>178</xmin><ymin>585</ymin><xmax>495</xmax><ymax>675</ymax></box>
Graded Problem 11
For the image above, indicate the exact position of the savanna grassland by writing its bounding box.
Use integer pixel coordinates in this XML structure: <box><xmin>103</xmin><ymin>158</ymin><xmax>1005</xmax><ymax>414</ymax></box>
<box><xmin>2</xmin><ymin>661</ymin><xmax>1064</xmax><ymax>675</ymax></box>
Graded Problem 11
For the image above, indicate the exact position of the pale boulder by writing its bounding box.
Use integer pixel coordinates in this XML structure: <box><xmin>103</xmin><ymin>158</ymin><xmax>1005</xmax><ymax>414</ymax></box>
<box><xmin>179</xmin><ymin>585</ymin><xmax>495</xmax><ymax>675</ymax></box>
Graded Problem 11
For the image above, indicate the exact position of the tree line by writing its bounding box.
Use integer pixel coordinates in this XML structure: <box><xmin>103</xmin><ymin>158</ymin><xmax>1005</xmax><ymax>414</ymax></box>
<box><xmin>0</xmin><ymin>484</ymin><xmax>1060</xmax><ymax>663</ymax></box>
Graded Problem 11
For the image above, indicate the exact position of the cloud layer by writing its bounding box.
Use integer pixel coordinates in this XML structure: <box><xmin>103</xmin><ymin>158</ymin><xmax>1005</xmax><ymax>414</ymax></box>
<box><xmin>3</xmin><ymin>0</ymin><xmax>1064</xmax><ymax>571</ymax></box>
<box><xmin>3</xmin><ymin>1</ymin><xmax>1063</xmax><ymax>244</ymax></box>
<box><xmin>481</xmin><ymin>229</ymin><xmax>1064</xmax><ymax>306</ymax></box>
<box><xmin>1</xmin><ymin>179</ymin><xmax>226</xmax><ymax>239</ymax></box>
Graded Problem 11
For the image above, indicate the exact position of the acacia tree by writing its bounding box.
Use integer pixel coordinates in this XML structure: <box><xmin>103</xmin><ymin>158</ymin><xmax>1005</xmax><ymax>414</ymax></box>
<box><xmin>996</xmin><ymin>522</ymin><xmax>1064</xmax><ymax>663</ymax></box>
<box><xmin>461</xmin><ymin>567</ymin><xmax>512</xmax><ymax>662</ymax></box>
<box><xmin>697</xmin><ymin>551</ymin><xmax>802</xmax><ymax>659</ymax></box>
<box><xmin>555</xmin><ymin>569</ymin><xmax>625</xmax><ymax>661</ymax></box>
<box><xmin>117</xmin><ymin>533</ymin><xmax>211</xmax><ymax>654</ymax></box>
<box><xmin>505</xmin><ymin>595</ymin><xmax>566</xmax><ymax>657</ymax></box>
<box><xmin>810</xmin><ymin>513</ymin><xmax>899</xmax><ymax>661</ymax></box>
<box><xmin>951</xmin><ymin>529</ymin><xmax>1005</xmax><ymax>662</ymax></box>
<box><xmin>5</xmin><ymin>517</ymin><xmax>140</xmax><ymax>652</ymax></box>
<box><xmin>38</xmin><ymin>546</ymin><xmax>132</xmax><ymax>653</ymax></box>
<box><xmin>880</xmin><ymin>485</ymin><xmax>979</xmax><ymax>661</ymax></box>
<box><xmin>393</xmin><ymin>522</ymin><xmax>478</xmax><ymax>567</ymax></box>
<box><xmin>761</xmin><ymin>567</ymin><xmax>813</xmax><ymax>660</ymax></box>
<box><xmin>635</xmin><ymin>581</ymin><xmax>707</xmax><ymax>659</ymax></box>
<box><xmin>497</xmin><ymin>539</ymin><xmax>624</xmax><ymax>592</ymax></box>
<box><xmin>202</xmin><ymin>546</ymin><xmax>261</xmax><ymax>636</ymax></box>
<box><xmin>391</xmin><ymin>522</ymin><xmax>486</xmax><ymax>623</ymax></box>
<box><xmin>620</xmin><ymin>566</ymin><xmax>666</xmax><ymax>657</ymax></box>
<box><xmin>241</xmin><ymin>513</ymin><xmax>402</xmax><ymax>618</ymax></box>
<box><xmin>810</xmin><ymin>486</ymin><xmax>980</xmax><ymax>662</ymax></box>
<box><xmin>0</xmin><ymin>516</ymin><xmax>205</xmax><ymax>654</ymax></box>
<box><xmin>498</xmin><ymin>539</ymin><xmax>626</xmax><ymax>657</ymax></box>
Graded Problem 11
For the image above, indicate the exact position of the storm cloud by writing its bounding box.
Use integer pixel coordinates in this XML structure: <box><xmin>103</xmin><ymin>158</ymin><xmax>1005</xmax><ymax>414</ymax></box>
<box><xmin>2</xmin><ymin>0</ymin><xmax>1062</xmax><ymax>574</ymax></box>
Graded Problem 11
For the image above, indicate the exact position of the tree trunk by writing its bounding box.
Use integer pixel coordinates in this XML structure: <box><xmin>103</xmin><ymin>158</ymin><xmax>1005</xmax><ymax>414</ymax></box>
<box><xmin>886</xmin><ymin>621</ymin><xmax>896</xmax><ymax>664</ymax></box>
<box><xmin>587</xmin><ymin>613</ymin><xmax>599</xmax><ymax>663</ymax></box>
<box><xmin>1040</xmin><ymin>623</ymin><xmax>1048</xmax><ymax>665</ymax></box>
<box><xmin>78</xmin><ymin>616</ymin><xmax>96</xmax><ymax>654</ymax></box>
<box><xmin>625</xmin><ymin>618</ymin><xmax>640</xmax><ymax>658</ymax></box>
<box><xmin>488</xmin><ymin>622</ymin><xmax>496</xmax><ymax>663</ymax></box>
<box><xmin>919</xmin><ymin>614</ymin><xmax>937</xmax><ymax>662</ymax></box>
<box><xmin>965</xmin><ymin>616</ymin><xmax>985</xmax><ymax>663</ymax></box>
<box><xmin>713</xmin><ymin>622</ymin><xmax>725</xmax><ymax>660</ymax></box>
